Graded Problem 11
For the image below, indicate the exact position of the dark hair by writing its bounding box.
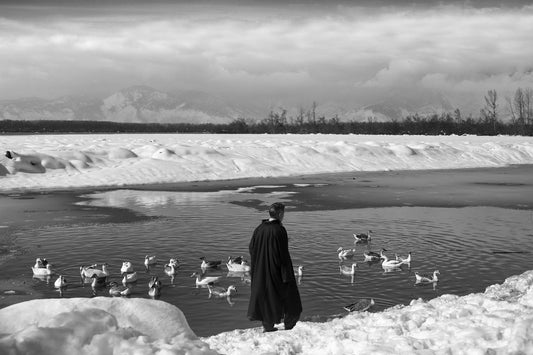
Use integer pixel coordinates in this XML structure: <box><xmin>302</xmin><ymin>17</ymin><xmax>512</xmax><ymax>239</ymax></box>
<box><xmin>269</xmin><ymin>202</ymin><xmax>285</xmax><ymax>219</ymax></box>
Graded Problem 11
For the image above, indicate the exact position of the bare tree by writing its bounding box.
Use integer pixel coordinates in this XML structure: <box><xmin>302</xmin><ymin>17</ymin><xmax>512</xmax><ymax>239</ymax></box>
<box><xmin>480</xmin><ymin>89</ymin><xmax>498</xmax><ymax>132</ymax></box>
<box><xmin>507</xmin><ymin>87</ymin><xmax>533</xmax><ymax>134</ymax></box>
<box><xmin>523</xmin><ymin>88</ymin><xmax>533</xmax><ymax>125</ymax></box>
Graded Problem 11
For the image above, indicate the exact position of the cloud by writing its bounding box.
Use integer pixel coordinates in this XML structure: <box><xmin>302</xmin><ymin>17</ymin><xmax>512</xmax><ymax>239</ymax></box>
<box><xmin>0</xmin><ymin>3</ymin><xmax>532</xmax><ymax>111</ymax></box>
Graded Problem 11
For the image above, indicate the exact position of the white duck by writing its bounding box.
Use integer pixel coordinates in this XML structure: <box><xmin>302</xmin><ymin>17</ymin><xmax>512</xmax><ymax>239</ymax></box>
<box><xmin>339</xmin><ymin>263</ymin><xmax>357</xmax><ymax>276</ymax></box>
<box><xmin>381</xmin><ymin>252</ymin><xmax>409</xmax><ymax>269</ymax></box>
<box><xmin>395</xmin><ymin>252</ymin><xmax>412</xmax><ymax>265</ymax></box>
<box><xmin>337</xmin><ymin>247</ymin><xmax>356</xmax><ymax>259</ymax></box>
<box><xmin>120</xmin><ymin>261</ymin><xmax>134</xmax><ymax>274</ymax></box>
<box><xmin>32</xmin><ymin>263</ymin><xmax>53</xmax><ymax>276</ymax></box>
<box><xmin>108</xmin><ymin>281</ymin><xmax>131</xmax><ymax>296</ymax></box>
<box><xmin>191</xmin><ymin>272</ymin><xmax>222</xmax><ymax>287</ymax></box>
<box><xmin>343</xmin><ymin>298</ymin><xmax>375</xmax><ymax>312</ymax></box>
<box><xmin>54</xmin><ymin>275</ymin><xmax>67</xmax><ymax>289</ymax></box>
<box><xmin>122</xmin><ymin>271</ymin><xmax>138</xmax><ymax>285</ymax></box>
<box><xmin>207</xmin><ymin>283</ymin><xmax>237</xmax><ymax>298</ymax></box>
<box><xmin>168</xmin><ymin>258</ymin><xmax>180</xmax><ymax>267</ymax></box>
<box><xmin>164</xmin><ymin>263</ymin><xmax>179</xmax><ymax>276</ymax></box>
<box><xmin>353</xmin><ymin>230</ymin><xmax>372</xmax><ymax>242</ymax></box>
<box><xmin>80</xmin><ymin>263</ymin><xmax>109</xmax><ymax>278</ymax></box>
<box><xmin>415</xmin><ymin>270</ymin><xmax>440</xmax><ymax>283</ymax></box>
<box><xmin>144</xmin><ymin>255</ymin><xmax>157</xmax><ymax>268</ymax></box>
<box><xmin>294</xmin><ymin>265</ymin><xmax>304</xmax><ymax>277</ymax></box>
<box><xmin>226</xmin><ymin>260</ymin><xmax>251</xmax><ymax>272</ymax></box>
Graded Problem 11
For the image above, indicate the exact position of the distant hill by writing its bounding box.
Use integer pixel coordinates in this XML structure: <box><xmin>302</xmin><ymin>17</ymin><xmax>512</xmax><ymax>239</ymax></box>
<box><xmin>0</xmin><ymin>86</ymin><xmax>243</xmax><ymax>124</ymax></box>
<box><xmin>0</xmin><ymin>85</ymin><xmax>463</xmax><ymax>123</ymax></box>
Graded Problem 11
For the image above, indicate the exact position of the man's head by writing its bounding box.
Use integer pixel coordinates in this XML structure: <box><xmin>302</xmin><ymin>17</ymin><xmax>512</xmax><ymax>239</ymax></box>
<box><xmin>269</xmin><ymin>202</ymin><xmax>285</xmax><ymax>221</ymax></box>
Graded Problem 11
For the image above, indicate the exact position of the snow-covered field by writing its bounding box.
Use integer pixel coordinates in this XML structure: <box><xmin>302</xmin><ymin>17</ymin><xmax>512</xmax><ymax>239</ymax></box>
<box><xmin>1</xmin><ymin>133</ymin><xmax>533</xmax><ymax>354</ymax></box>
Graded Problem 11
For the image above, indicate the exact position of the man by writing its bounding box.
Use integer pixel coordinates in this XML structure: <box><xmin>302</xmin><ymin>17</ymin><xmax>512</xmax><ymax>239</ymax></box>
<box><xmin>247</xmin><ymin>202</ymin><xmax>302</xmax><ymax>332</ymax></box>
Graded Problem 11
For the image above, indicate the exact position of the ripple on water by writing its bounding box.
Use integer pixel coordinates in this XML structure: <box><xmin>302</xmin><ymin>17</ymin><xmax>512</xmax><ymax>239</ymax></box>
<box><xmin>1</xmin><ymin>191</ymin><xmax>532</xmax><ymax>337</ymax></box>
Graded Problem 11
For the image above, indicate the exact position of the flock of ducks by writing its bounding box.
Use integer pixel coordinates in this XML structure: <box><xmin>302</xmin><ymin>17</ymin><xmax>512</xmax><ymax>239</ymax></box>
<box><xmin>31</xmin><ymin>255</ymin><xmax>244</xmax><ymax>301</ymax></box>
<box><xmin>336</xmin><ymin>230</ymin><xmax>441</xmax><ymax>311</ymax></box>
<box><xmin>31</xmin><ymin>230</ymin><xmax>439</xmax><ymax>314</ymax></box>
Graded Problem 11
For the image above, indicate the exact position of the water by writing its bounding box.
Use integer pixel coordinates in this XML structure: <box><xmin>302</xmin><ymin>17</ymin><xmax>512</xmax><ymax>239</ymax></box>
<box><xmin>1</xmin><ymin>184</ymin><xmax>533</xmax><ymax>337</ymax></box>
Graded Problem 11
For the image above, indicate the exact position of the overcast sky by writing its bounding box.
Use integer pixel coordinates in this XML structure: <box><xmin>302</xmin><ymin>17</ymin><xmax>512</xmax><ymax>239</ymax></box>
<box><xmin>1</xmin><ymin>0</ymin><xmax>532</xmax><ymax>111</ymax></box>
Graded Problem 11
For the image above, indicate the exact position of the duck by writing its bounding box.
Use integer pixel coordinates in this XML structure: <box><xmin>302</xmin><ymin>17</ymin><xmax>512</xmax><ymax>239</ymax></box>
<box><xmin>343</xmin><ymin>298</ymin><xmax>375</xmax><ymax>312</ymax></box>
<box><xmin>33</xmin><ymin>257</ymin><xmax>49</xmax><ymax>269</ymax></box>
<box><xmin>226</xmin><ymin>260</ymin><xmax>251</xmax><ymax>272</ymax></box>
<box><xmin>80</xmin><ymin>263</ymin><xmax>109</xmax><ymax>278</ymax></box>
<box><xmin>200</xmin><ymin>256</ymin><xmax>222</xmax><ymax>269</ymax></box>
<box><xmin>353</xmin><ymin>230</ymin><xmax>373</xmax><ymax>242</ymax></box>
<box><xmin>415</xmin><ymin>270</ymin><xmax>440</xmax><ymax>283</ymax></box>
<box><xmin>337</xmin><ymin>247</ymin><xmax>356</xmax><ymax>259</ymax></box>
<box><xmin>191</xmin><ymin>272</ymin><xmax>222</xmax><ymax>287</ymax></box>
<box><xmin>148</xmin><ymin>279</ymin><xmax>162</xmax><ymax>297</ymax></box>
<box><xmin>294</xmin><ymin>265</ymin><xmax>304</xmax><ymax>277</ymax></box>
<box><xmin>228</xmin><ymin>255</ymin><xmax>247</xmax><ymax>264</ymax></box>
<box><xmin>164</xmin><ymin>263</ymin><xmax>179</xmax><ymax>276</ymax></box>
<box><xmin>144</xmin><ymin>255</ymin><xmax>157</xmax><ymax>268</ymax></box>
<box><xmin>148</xmin><ymin>275</ymin><xmax>160</xmax><ymax>288</ymax></box>
<box><xmin>381</xmin><ymin>253</ymin><xmax>408</xmax><ymax>269</ymax></box>
<box><xmin>120</xmin><ymin>261</ymin><xmax>134</xmax><ymax>274</ymax></box>
<box><xmin>54</xmin><ymin>275</ymin><xmax>67</xmax><ymax>289</ymax></box>
<box><xmin>108</xmin><ymin>281</ymin><xmax>132</xmax><ymax>296</ymax></box>
<box><xmin>207</xmin><ymin>283</ymin><xmax>237</xmax><ymax>298</ymax></box>
<box><xmin>122</xmin><ymin>272</ymin><xmax>138</xmax><ymax>285</ymax></box>
<box><xmin>363</xmin><ymin>248</ymin><xmax>386</xmax><ymax>262</ymax></box>
<box><xmin>32</xmin><ymin>263</ymin><xmax>53</xmax><ymax>276</ymax></box>
<box><xmin>396</xmin><ymin>252</ymin><xmax>412</xmax><ymax>265</ymax></box>
<box><xmin>168</xmin><ymin>258</ymin><xmax>180</xmax><ymax>267</ymax></box>
<box><xmin>339</xmin><ymin>263</ymin><xmax>357</xmax><ymax>276</ymax></box>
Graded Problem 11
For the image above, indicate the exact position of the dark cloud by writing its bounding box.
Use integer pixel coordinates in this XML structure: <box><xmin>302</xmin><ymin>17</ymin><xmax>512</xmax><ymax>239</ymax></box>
<box><xmin>1</xmin><ymin>1</ymin><xmax>532</xmax><ymax>113</ymax></box>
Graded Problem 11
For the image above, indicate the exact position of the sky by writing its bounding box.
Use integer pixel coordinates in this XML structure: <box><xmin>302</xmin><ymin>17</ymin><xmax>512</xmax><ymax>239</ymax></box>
<box><xmin>1</xmin><ymin>1</ymin><xmax>533</xmax><ymax>114</ymax></box>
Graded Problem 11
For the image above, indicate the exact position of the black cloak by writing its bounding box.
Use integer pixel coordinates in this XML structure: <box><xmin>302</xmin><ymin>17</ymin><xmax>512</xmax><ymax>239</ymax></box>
<box><xmin>247</xmin><ymin>219</ymin><xmax>302</xmax><ymax>325</ymax></box>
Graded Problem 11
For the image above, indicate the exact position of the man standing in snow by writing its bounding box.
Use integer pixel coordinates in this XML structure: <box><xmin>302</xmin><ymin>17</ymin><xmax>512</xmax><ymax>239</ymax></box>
<box><xmin>247</xmin><ymin>202</ymin><xmax>302</xmax><ymax>332</ymax></box>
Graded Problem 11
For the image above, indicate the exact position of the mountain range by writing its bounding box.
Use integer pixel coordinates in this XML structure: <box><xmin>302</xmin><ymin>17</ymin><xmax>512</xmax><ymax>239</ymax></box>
<box><xmin>0</xmin><ymin>85</ymin><xmax>462</xmax><ymax>124</ymax></box>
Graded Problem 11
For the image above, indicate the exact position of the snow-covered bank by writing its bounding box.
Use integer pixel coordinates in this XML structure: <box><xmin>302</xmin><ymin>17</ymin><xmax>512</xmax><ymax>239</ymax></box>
<box><xmin>0</xmin><ymin>297</ymin><xmax>216</xmax><ymax>355</ymax></box>
<box><xmin>1</xmin><ymin>134</ymin><xmax>533</xmax><ymax>193</ymax></box>
<box><xmin>1</xmin><ymin>270</ymin><xmax>532</xmax><ymax>355</ymax></box>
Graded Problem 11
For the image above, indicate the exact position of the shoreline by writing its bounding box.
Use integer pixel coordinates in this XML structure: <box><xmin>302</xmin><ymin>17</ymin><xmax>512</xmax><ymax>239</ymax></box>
<box><xmin>2</xmin><ymin>163</ymin><xmax>532</xmax><ymax>192</ymax></box>
<box><xmin>1</xmin><ymin>164</ymin><xmax>533</xmax><ymax>211</ymax></box>
<box><xmin>0</xmin><ymin>165</ymin><xmax>531</xmax><ymax>242</ymax></box>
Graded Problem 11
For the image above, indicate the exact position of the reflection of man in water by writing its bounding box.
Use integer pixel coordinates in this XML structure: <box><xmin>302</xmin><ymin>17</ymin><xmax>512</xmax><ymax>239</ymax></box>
<box><xmin>247</xmin><ymin>202</ymin><xmax>302</xmax><ymax>332</ymax></box>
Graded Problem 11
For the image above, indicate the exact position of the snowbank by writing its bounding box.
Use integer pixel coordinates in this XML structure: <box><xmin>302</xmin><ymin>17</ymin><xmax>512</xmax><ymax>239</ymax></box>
<box><xmin>1</xmin><ymin>134</ymin><xmax>533</xmax><ymax>193</ymax></box>
<box><xmin>1</xmin><ymin>270</ymin><xmax>533</xmax><ymax>354</ymax></box>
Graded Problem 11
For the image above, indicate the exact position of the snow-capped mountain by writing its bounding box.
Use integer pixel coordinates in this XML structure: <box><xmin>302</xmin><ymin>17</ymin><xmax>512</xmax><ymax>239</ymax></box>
<box><xmin>0</xmin><ymin>86</ymin><xmax>244</xmax><ymax>124</ymax></box>
<box><xmin>101</xmin><ymin>86</ymin><xmax>243</xmax><ymax>124</ymax></box>
<box><xmin>0</xmin><ymin>96</ymin><xmax>102</xmax><ymax>121</ymax></box>
<box><xmin>0</xmin><ymin>85</ymin><xmax>463</xmax><ymax>123</ymax></box>
<box><xmin>352</xmin><ymin>90</ymin><xmax>456</xmax><ymax>122</ymax></box>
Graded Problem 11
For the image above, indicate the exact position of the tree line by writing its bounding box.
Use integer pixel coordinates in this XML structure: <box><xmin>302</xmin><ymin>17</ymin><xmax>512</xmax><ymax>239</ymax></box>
<box><xmin>1</xmin><ymin>88</ymin><xmax>532</xmax><ymax>136</ymax></box>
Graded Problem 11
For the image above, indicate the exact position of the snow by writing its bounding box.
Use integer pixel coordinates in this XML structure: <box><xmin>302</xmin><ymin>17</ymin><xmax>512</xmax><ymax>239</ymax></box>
<box><xmin>1</xmin><ymin>134</ymin><xmax>533</xmax><ymax>193</ymax></box>
<box><xmin>1</xmin><ymin>133</ymin><xmax>533</xmax><ymax>354</ymax></box>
